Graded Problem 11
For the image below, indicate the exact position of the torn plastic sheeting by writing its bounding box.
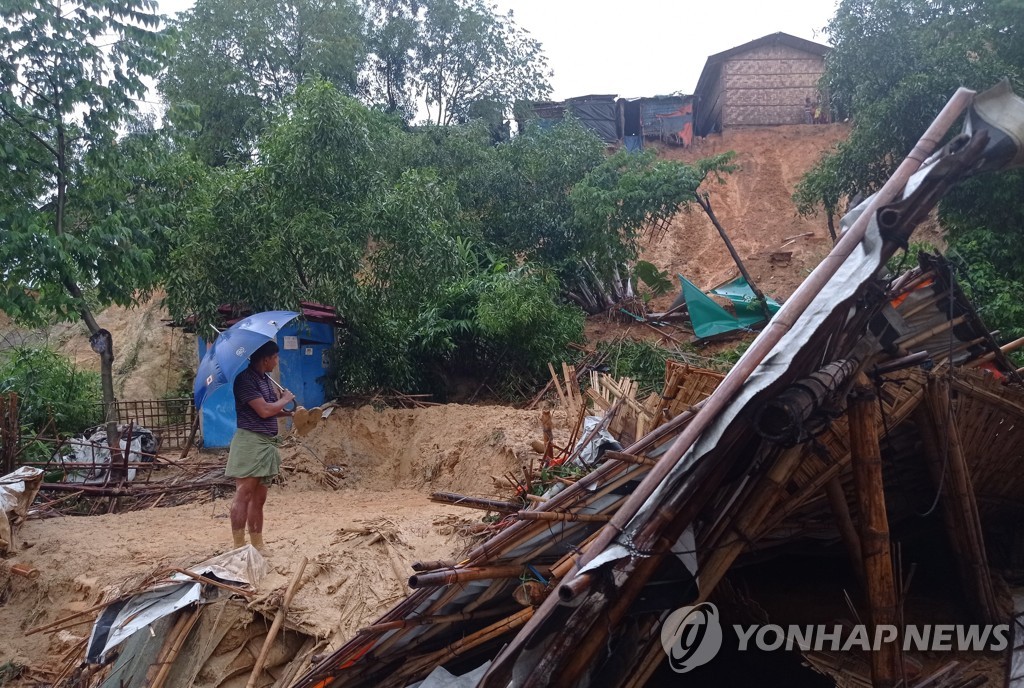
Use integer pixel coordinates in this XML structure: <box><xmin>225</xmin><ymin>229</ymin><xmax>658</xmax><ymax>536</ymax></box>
<box><xmin>86</xmin><ymin>545</ymin><xmax>267</xmax><ymax>664</ymax></box>
<box><xmin>60</xmin><ymin>425</ymin><xmax>157</xmax><ymax>484</ymax></box>
<box><xmin>568</xmin><ymin>417</ymin><xmax>621</xmax><ymax>468</ymax></box>
<box><xmin>409</xmin><ymin>661</ymin><xmax>491</xmax><ymax>687</ymax></box>
<box><xmin>680</xmin><ymin>275</ymin><xmax>768</xmax><ymax>339</ymax></box>
<box><xmin>0</xmin><ymin>466</ymin><xmax>44</xmax><ymax>555</ymax></box>
<box><xmin>87</xmin><ymin>580</ymin><xmax>201</xmax><ymax>664</ymax></box>
<box><xmin>709</xmin><ymin>276</ymin><xmax>782</xmax><ymax>318</ymax></box>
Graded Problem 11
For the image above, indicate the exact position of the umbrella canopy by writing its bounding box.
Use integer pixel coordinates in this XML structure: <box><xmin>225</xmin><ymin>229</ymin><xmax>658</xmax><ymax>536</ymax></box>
<box><xmin>193</xmin><ymin>311</ymin><xmax>299</xmax><ymax>409</ymax></box>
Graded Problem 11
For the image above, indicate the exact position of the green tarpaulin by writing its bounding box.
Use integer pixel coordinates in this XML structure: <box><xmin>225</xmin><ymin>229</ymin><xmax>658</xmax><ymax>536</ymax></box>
<box><xmin>679</xmin><ymin>275</ymin><xmax>780</xmax><ymax>339</ymax></box>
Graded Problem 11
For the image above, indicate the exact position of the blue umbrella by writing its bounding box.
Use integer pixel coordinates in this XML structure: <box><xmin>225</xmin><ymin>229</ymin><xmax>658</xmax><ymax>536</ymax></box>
<box><xmin>193</xmin><ymin>310</ymin><xmax>300</xmax><ymax>409</ymax></box>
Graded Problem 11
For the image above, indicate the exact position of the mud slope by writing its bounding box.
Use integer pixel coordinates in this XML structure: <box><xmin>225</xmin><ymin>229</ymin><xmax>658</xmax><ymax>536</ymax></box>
<box><xmin>642</xmin><ymin>123</ymin><xmax>852</xmax><ymax>301</ymax></box>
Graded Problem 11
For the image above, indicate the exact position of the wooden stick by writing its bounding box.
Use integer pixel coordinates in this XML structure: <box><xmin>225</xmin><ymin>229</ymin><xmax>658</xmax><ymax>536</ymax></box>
<box><xmin>825</xmin><ymin>476</ymin><xmax>865</xmax><ymax>588</ymax></box>
<box><xmin>26</xmin><ymin>597</ymin><xmax>129</xmax><ymax>636</ymax></box>
<box><xmin>165</xmin><ymin>568</ymin><xmax>256</xmax><ymax>598</ymax></box>
<box><xmin>896</xmin><ymin>314</ymin><xmax>968</xmax><ymax>349</ymax></box>
<box><xmin>429</xmin><ymin>492</ymin><xmax>523</xmax><ymax>514</ymax></box>
<box><xmin>246</xmin><ymin>557</ymin><xmax>309</xmax><ymax>688</ymax></box>
<box><xmin>601</xmin><ymin>450</ymin><xmax>656</xmax><ymax>467</ymax></box>
<box><xmin>361</xmin><ymin>606</ymin><xmax>519</xmax><ymax>634</ymax></box>
<box><xmin>410</xmin><ymin>560</ymin><xmax>457</xmax><ymax>572</ymax></box>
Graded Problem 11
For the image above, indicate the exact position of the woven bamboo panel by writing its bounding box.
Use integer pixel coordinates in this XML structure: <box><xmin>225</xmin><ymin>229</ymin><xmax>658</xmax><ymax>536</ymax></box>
<box><xmin>949</xmin><ymin>370</ymin><xmax>1024</xmax><ymax>520</ymax></box>
<box><xmin>650</xmin><ymin>361</ymin><xmax>725</xmax><ymax>431</ymax></box>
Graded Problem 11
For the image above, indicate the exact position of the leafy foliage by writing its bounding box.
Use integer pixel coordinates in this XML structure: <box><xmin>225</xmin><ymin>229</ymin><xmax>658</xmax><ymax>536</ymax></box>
<box><xmin>0</xmin><ymin>0</ymin><xmax>171</xmax><ymax>325</ymax></box>
<box><xmin>415</xmin><ymin>0</ymin><xmax>551</xmax><ymax>125</ymax></box>
<box><xmin>0</xmin><ymin>347</ymin><xmax>102</xmax><ymax>437</ymax></box>
<box><xmin>633</xmin><ymin>261</ymin><xmax>674</xmax><ymax>299</ymax></box>
<box><xmin>161</xmin><ymin>0</ymin><xmax>367</xmax><ymax>165</ymax></box>
<box><xmin>796</xmin><ymin>0</ymin><xmax>1024</xmax><ymax>340</ymax></box>
<box><xmin>795</xmin><ymin>0</ymin><xmax>1022</xmax><ymax>216</ymax></box>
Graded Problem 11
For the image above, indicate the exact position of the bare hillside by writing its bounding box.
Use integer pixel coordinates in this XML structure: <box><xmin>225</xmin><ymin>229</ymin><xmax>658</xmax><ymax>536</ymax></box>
<box><xmin>641</xmin><ymin>123</ymin><xmax>852</xmax><ymax>302</ymax></box>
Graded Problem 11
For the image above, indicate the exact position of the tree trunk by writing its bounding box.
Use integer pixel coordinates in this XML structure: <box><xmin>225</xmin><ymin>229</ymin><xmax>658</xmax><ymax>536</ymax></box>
<box><xmin>64</xmin><ymin>280</ymin><xmax>123</xmax><ymax>482</ymax></box>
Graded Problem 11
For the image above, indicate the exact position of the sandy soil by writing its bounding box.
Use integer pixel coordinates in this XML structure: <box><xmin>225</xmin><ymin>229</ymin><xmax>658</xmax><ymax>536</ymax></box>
<box><xmin>0</xmin><ymin>404</ymin><xmax>564</xmax><ymax>677</ymax></box>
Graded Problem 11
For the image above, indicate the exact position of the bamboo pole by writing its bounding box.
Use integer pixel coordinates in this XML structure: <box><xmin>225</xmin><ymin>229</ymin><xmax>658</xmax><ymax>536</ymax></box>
<box><xmin>686</xmin><ymin>445</ymin><xmax>807</xmax><ymax>603</ymax></box>
<box><xmin>825</xmin><ymin>476</ymin><xmax>866</xmax><ymax>588</ymax></box>
<box><xmin>898</xmin><ymin>287</ymin><xmax>952</xmax><ymax>319</ymax></box>
<box><xmin>429</xmin><ymin>492</ymin><xmax>523</xmax><ymax>513</ymax></box>
<box><xmin>1001</xmin><ymin>335</ymin><xmax>1024</xmax><ymax>355</ymax></box>
<box><xmin>848</xmin><ymin>374</ymin><xmax>901</xmax><ymax>688</ymax></box>
<box><xmin>409</xmin><ymin>564</ymin><xmax>551</xmax><ymax>589</ymax></box>
<box><xmin>397</xmin><ymin>608</ymin><xmax>534</xmax><ymax>683</ymax></box>
<box><xmin>601</xmin><ymin>450</ymin><xmax>656</xmax><ymax>467</ymax></box>
<box><xmin>410</xmin><ymin>560</ymin><xmax>457</xmax><ymax>572</ymax></box>
<box><xmin>895</xmin><ymin>314</ymin><xmax>969</xmax><ymax>350</ymax></box>
<box><xmin>149</xmin><ymin>605</ymin><xmax>203</xmax><ymax>688</ymax></box>
<box><xmin>246</xmin><ymin>557</ymin><xmax>309</xmax><ymax>688</ymax></box>
<box><xmin>891</xmin><ymin>269</ymin><xmax>936</xmax><ymax>297</ymax></box>
<box><xmin>517</xmin><ymin>511</ymin><xmax>611</xmax><ymax>523</ymax></box>
<box><xmin>360</xmin><ymin>606</ymin><xmax>519</xmax><ymax>634</ymax></box>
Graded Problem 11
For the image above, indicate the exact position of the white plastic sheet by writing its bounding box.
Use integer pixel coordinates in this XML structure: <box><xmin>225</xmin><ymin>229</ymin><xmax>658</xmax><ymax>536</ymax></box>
<box><xmin>0</xmin><ymin>466</ymin><xmax>43</xmax><ymax>554</ymax></box>
<box><xmin>86</xmin><ymin>545</ymin><xmax>267</xmax><ymax>664</ymax></box>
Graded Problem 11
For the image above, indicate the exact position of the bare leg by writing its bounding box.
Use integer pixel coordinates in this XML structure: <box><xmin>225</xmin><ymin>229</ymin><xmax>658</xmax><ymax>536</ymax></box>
<box><xmin>230</xmin><ymin>477</ymin><xmax>260</xmax><ymax>546</ymax></box>
<box><xmin>247</xmin><ymin>483</ymin><xmax>268</xmax><ymax>535</ymax></box>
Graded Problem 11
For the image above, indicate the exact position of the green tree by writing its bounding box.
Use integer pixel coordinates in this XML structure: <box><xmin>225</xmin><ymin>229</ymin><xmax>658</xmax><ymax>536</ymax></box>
<box><xmin>360</xmin><ymin>0</ymin><xmax>421</xmax><ymax>119</ymax></box>
<box><xmin>166</xmin><ymin>81</ymin><xmax>383</xmax><ymax>326</ymax></box>
<box><xmin>795</xmin><ymin>0</ymin><xmax>1021</xmax><ymax>220</ymax></box>
<box><xmin>794</xmin><ymin>0</ymin><xmax>1024</xmax><ymax>338</ymax></box>
<box><xmin>160</xmin><ymin>0</ymin><xmax>366</xmax><ymax>165</ymax></box>
<box><xmin>415</xmin><ymin>0</ymin><xmax>551</xmax><ymax>125</ymax></box>
<box><xmin>0</xmin><ymin>0</ymin><xmax>169</xmax><ymax>456</ymax></box>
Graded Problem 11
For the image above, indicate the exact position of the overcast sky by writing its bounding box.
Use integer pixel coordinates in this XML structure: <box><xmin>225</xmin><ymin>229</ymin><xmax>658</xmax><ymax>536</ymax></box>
<box><xmin>155</xmin><ymin>0</ymin><xmax>839</xmax><ymax>101</ymax></box>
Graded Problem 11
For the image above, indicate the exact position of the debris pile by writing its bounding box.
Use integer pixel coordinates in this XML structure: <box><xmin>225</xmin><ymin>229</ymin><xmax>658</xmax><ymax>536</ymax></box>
<box><xmin>294</xmin><ymin>82</ymin><xmax>1024</xmax><ymax>688</ymax></box>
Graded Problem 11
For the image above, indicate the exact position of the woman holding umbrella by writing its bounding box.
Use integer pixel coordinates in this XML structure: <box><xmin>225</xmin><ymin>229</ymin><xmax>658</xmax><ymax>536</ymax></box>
<box><xmin>227</xmin><ymin>341</ymin><xmax>295</xmax><ymax>550</ymax></box>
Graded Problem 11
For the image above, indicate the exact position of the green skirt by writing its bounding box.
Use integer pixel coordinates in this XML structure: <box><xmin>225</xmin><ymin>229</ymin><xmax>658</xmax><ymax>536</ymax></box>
<box><xmin>226</xmin><ymin>429</ymin><xmax>281</xmax><ymax>485</ymax></box>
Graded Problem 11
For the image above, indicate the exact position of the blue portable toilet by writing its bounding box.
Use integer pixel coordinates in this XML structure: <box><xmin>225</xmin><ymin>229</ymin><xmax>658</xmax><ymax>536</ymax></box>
<box><xmin>195</xmin><ymin>303</ymin><xmax>341</xmax><ymax>449</ymax></box>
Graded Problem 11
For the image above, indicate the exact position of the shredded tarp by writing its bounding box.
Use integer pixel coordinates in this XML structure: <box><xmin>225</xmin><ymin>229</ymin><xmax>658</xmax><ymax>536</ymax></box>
<box><xmin>568</xmin><ymin>417</ymin><xmax>621</xmax><ymax>468</ymax></box>
<box><xmin>672</xmin><ymin>274</ymin><xmax>780</xmax><ymax>339</ymax></box>
<box><xmin>86</xmin><ymin>545</ymin><xmax>267</xmax><ymax>663</ymax></box>
<box><xmin>59</xmin><ymin>425</ymin><xmax>157</xmax><ymax>484</ymax></box>
<box><xmin>410</xmin><ymin>662</ymin><xmax>492</xmax><ymax>688</ymax></box>
<box><xmin>0</xmin><ymin>466</ymin><xmax>44</xmax><ymax>555</ymax></box>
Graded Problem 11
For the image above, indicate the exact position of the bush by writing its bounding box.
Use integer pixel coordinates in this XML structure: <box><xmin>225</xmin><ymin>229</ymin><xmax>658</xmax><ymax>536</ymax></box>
<box><xmin>0</xmin><ymin>346</ymin><xmax>103</xmax><ymax>436</ymax></box>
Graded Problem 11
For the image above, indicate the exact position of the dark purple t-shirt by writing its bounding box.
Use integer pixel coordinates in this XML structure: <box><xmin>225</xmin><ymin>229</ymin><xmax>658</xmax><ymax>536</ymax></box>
<box><xmin>234</xmin><ymin>367</ymin><xmax>279</xmax><ymax>436</ymax></box>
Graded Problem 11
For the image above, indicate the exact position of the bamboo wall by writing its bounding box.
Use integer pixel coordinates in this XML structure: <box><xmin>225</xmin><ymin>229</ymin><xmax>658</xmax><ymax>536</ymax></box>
<box><xmin>720</xmin><ymin>44</ymin><xmax>826</xmax><ymax>127</ymax></box>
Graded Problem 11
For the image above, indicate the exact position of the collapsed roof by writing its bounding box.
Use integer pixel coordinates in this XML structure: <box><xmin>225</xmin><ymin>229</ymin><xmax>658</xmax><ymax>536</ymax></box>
<box><xmin>294</xmin><ymin>80</ymin><xmax>1024</xmax><ymax>688</ymax></box>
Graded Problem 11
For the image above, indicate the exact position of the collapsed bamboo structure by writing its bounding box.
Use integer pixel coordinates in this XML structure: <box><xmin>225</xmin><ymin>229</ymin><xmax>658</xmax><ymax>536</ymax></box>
<box><xmin>293</xmin><ymin>82</ymin><xmax>1024</xmax><ymax>688</ymax></box>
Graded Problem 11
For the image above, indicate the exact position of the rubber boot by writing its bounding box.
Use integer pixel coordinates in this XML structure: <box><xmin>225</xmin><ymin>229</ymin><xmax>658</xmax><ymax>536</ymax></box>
<box><xmin>249</xmin><ymin>532</ymin><xmax>266</xmax><ymax>551</ymax></box>
<box><xmin>232</xmin><ymin>529</ymin><xmax>246</xmax><ymax>548</ymax></box>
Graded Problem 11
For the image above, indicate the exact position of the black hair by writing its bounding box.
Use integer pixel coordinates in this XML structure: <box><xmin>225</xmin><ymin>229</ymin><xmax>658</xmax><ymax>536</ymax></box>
<box><xmin>251</xmin><ymin>340</ymin><xmax>280</xmax><ymax>364</ymax></box>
